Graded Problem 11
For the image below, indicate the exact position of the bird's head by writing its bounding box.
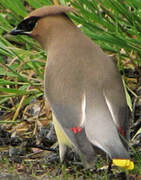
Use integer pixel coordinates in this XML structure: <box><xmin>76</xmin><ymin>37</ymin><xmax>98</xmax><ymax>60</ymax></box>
<box><xmin>10</xmin><ymin>5</ymin><xmax>75</xmax><ymax>49</ymax></box>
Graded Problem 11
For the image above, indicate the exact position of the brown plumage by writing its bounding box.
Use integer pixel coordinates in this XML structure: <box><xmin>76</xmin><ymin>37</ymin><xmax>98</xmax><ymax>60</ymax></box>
<box><xmin>27</xmin><ymin>5</ymin><xmax>74</xmax><ymax>17</ymax></box>
<box><xmin>10</xmin><ymin>5</ymin><xmax>134</xmax><ymax>170</ymax></box>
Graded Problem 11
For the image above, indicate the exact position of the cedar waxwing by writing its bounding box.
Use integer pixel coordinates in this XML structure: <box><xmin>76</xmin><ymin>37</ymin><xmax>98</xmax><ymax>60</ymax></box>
<box><xmin>10</xmin><ymin>5</ymin><xmax>134</xmax><ymax>170</ymax></box>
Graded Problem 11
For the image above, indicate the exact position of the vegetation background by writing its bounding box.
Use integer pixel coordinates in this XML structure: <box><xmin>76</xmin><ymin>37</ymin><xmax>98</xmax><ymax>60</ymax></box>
<box><xmin>0</xmin><ymin>0</ymin><xmax>141</xmax><ymax>179</ymax></box>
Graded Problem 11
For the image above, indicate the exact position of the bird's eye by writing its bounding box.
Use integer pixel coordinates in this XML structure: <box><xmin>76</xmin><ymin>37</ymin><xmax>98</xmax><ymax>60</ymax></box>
<box><xmin>17</xmin><ymin>16</ymin><xmax>39</xmax><ymax>32</ymax></box>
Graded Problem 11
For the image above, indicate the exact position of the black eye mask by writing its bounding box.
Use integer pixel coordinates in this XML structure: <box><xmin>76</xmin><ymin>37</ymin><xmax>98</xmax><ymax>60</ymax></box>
<box><xmin>17</xmin><ymin>16</ymin><xmax>39</xmax><ymax>32</ymax></box>
<box><xmin>10</xmin><ymin>16</ymin><xmax>40</xmax><ymax>35</ymax></box>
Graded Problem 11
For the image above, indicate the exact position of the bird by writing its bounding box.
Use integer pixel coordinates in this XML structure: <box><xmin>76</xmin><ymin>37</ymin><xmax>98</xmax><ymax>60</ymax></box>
<box><xmin>10</xmin><ymin>5</ymin><xmax>134</xmax><ymax>170</ymax></box>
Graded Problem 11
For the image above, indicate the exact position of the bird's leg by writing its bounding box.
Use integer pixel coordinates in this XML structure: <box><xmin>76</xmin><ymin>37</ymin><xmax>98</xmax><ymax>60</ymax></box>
<box><xmin>59</xmin><ymin>143</ymin><xmax>67</xmax><ymax>162</ymax></box>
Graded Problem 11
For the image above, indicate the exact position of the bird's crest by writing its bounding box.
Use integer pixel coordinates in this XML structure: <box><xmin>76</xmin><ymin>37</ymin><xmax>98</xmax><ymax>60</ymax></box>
<box><xmin>26</xmin><ymin>5</ymin><xmax>75</xmax><ymax>19</ymax></box>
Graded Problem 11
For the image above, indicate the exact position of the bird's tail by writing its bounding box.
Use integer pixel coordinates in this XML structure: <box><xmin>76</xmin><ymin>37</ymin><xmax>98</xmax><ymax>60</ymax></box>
<box><xmin>85</xmin><ymin>94</ymin><xmax>134</xmax><ymax>170</ymax></box>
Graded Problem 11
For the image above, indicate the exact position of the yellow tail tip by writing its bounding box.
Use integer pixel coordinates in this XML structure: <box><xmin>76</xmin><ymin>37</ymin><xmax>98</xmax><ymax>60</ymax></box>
<box><xmin>112</xmin><ymin>159</ymin><xmax>134</xmax><ymax>170</ymax></box>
